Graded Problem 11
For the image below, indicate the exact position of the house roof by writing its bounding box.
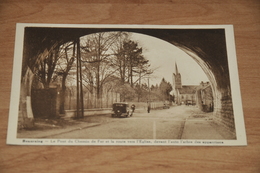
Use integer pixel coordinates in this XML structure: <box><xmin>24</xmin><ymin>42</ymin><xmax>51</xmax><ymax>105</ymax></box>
<box><xmin>178</xmin><ymin>85</ymin><xmax>199</xmax><ymax>94</ymax></box>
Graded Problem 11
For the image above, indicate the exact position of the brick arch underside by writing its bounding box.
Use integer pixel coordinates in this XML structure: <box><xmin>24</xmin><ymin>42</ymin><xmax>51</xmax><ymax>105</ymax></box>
<box><xmin>22</xmin><ymin>27</ymin><xmax>235</xmax><ymax>134</ymax></box>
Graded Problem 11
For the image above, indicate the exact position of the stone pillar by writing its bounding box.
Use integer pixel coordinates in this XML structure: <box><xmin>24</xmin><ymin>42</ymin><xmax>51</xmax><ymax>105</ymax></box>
<box><xmin>18</xmin><ymin>68</ymin><xmax>35</xmax><ymax>129</ymax></box>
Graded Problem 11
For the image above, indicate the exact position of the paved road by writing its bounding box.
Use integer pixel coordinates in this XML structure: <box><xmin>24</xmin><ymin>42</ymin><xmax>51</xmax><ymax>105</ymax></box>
<box><xmin>51</xmin><ymin>105</ymin><xmax>201</xmax><ymax>139</ymax></box>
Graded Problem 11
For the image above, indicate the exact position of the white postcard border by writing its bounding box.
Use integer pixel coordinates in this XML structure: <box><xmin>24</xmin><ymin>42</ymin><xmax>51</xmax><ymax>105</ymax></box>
<box><xmin>7</xmin><ymin>24</ymin><xmax>247</xmax><ymax>146</ymax></box>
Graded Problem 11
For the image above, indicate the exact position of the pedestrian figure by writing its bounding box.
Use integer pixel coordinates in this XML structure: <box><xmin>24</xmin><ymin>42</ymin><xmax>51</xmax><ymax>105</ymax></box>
<box><xmin>131</xmin><ymin>104</ymin><xmax>135</xmax><ymax>113</ymax></box>
<box><xmin>147</xmin><ymin>105</ymin><xmax>150</xmax><ymax>113</ymax></box>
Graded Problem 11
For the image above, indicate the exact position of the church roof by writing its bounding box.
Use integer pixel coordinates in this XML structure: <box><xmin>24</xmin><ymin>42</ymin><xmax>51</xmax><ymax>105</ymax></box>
<box><xmin>178</xmin><ymin>85</ymin><xmax>199</xmax><ymax>94</ymax></box>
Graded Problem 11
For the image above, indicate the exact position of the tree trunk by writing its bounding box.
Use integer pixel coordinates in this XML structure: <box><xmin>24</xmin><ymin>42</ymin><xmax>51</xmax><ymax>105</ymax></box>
<box><xmin>59</xmin><ymin>77</ymin><xmax>66</xmax><ymax>114</ymax></box>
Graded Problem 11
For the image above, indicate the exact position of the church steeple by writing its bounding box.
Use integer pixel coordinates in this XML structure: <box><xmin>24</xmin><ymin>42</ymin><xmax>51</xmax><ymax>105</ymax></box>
<box><xmin>175</xmin><ymin>62</ymin><xmax>179</xmax><ymax>75</ymax></box>
<box><xmin>174</xmin><ymin>62</ymin><xmax>182</xmax><ymax>89</ymax></box>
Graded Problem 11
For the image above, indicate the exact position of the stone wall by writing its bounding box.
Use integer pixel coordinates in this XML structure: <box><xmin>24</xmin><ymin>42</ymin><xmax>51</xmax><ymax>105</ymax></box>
<box><xmin>214</xmin><ymin>94</ymin><xmax>236</xmax><ymax>136</ymax></box>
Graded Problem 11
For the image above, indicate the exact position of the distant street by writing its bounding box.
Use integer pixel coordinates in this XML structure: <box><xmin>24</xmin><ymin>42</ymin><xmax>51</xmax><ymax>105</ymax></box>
<box><xmin>51</xmin><ymin>105</ymin><xmax>200</xmax><ymax>139</ymax></box>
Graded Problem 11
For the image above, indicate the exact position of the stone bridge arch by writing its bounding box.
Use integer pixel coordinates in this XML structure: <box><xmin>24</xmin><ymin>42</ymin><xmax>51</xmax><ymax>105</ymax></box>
<box><xmin>21</xmin><ymin>26</ymin><xmax>235</xmax><ymax>133</ymax></box>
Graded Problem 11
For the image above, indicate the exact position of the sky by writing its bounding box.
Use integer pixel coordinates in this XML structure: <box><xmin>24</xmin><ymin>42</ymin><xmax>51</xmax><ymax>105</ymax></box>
<box><xmin>130</xmin><ymin>33</ymin><xmax>209</xmax><ymax>86</ymax></box>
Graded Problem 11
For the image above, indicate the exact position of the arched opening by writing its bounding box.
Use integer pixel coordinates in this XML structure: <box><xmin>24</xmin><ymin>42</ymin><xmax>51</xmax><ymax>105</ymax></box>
<box><xmin>19</xmin><ymin>26</ymin><xmax>235</xmax><ymax>134</ymax></box>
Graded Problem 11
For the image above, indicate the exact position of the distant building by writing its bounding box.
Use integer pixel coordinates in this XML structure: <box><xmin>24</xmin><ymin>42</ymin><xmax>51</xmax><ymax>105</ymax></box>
<box><xmin>178</xmin><ymin>85</ymin><xmax>198</xmax><ymax>105</ymax></box>
<box><xmin>172</xmin><ymin>62</ymin><xmax>198</xmax><ymax>105</ymax></box>
<box><xmin>172</xmin><ymin>63</ymin><xmax>213</xmax><ymax>112</ymax></box>
<box><xmin>196</xmin><ymin>81</ymin><xmax>214</xmax><ymax>112</ymax></box>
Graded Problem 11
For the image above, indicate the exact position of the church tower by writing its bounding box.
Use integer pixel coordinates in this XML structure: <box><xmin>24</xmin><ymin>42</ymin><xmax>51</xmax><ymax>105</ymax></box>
<box><xmin>172</xmin><ymin>62</ymin><xmax>182</xmax><ymax>104</ymax></box>
<box><xmin>173</xmin><ymin>62</ymin><xmax>182</xmax><ymax>89</ymax></box>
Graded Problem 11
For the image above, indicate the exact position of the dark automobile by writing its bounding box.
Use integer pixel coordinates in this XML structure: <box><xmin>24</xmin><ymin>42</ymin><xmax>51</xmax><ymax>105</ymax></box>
<box><xmin>186</xmin><ymin>100</ymin><xmax>192</xmax><ymax>106</ymax></box>
<box><xmin>163</xmin><ymin>103</ymin><xmax>170</xmax><ymax>109</ymax></box>
<box><xmin>111</xmin><ymin>102</ymin><xmax>133</xmax><ymax>118</ymax></box>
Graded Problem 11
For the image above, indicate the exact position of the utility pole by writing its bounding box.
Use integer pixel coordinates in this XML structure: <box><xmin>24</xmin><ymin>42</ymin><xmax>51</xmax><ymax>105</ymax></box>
<box><xmin>147</xmin><ymin>76</ymin><xmax>151</xmax><ymax>113</ymax></box>
<box><xmin>76</xmin><ymin>38</ymin><xmax>84</xmax><ymax>118</ymax></box>
<box><xmin>138</xmin><ymin>66</ymin><xmax>141</xmax><ymax>102</ymax></box>
<box><xmin>148</xmin><ymin>77</ymin><xmax>150</xmax><ymax>102</ymax></box>
<box><xmin>76</xmin><ymin>39</ymin><xmax>80</xmax><ymax>118</ymax></box>
<box><xmin>78</xmin><ymin>38</ymin><xmax>84</xmax><ymax>118</ymax></box>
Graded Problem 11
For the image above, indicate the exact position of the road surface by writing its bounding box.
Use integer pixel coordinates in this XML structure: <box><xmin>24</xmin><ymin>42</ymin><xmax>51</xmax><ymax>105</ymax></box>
<box><xmin>51</xmin><ymin>105</ymin><xmax>201</xmax><ymax>139</ymax></box>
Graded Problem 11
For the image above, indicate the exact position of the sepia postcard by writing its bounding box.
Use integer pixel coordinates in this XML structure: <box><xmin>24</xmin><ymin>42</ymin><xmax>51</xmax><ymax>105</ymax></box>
<box><xmin>7</xmin><ymin>23</ymin><xmax>247</xmax><ymax>146</ymax></box>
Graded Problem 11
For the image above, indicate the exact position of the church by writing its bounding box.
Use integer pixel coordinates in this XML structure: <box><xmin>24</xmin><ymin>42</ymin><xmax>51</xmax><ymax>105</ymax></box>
<box><xmin>172</xmin><ymin>63</ymin><xmax>198</xmax><ymax>105</ymax></box>
<box><xmin>172</xmin><ymin>63</ymin><xmax>213</xmax><ymax>112</ymax></box>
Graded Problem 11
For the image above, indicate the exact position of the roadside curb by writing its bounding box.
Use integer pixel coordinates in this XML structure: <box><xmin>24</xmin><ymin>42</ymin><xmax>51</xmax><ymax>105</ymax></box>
<box><xmin>181</xmin><ymin>116</ymin><xmax>225</xmax><ymax>139</ymax></box>
<box><xmin>40</xmin><ymin>123</ymin><xmax>101</xmax><ymax>138</ymax></box>
<box><xmin>17</xmin><ymin>123</ymin><xmax>101</xmax><ymax>139</ymax></box>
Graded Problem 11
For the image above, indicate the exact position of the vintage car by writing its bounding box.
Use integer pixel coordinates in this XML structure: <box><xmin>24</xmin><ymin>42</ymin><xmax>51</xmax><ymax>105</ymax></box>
<box><xmin>163</xmin><ymin>104</ymin><xmax>170</xmax><ymax>109</ymax></box>
<box><xmin>186</xmin><ymin>100</ymin><xmax>192</xmax><ymax>106</ymax></box>
<box><xmin>111</xmin><ymin>102</ymin><xmax>133</xmax><ymax>118</ymax></box>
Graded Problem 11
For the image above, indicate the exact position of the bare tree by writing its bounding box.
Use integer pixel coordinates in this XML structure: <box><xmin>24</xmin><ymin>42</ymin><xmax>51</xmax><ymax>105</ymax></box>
<box><xmin>54</xmin><ymin>41</ymin><xmax>76</xmax><ymax>114</ymax></box>
<box><xmin>80</xmin><ymin>32</ymin><xmax>124</xmax><ymax>107</ymax></box>
<box><xmin>33</xmin><ymin>43</ymin><xmax>61</xmax><ymax>89</ymax></box>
